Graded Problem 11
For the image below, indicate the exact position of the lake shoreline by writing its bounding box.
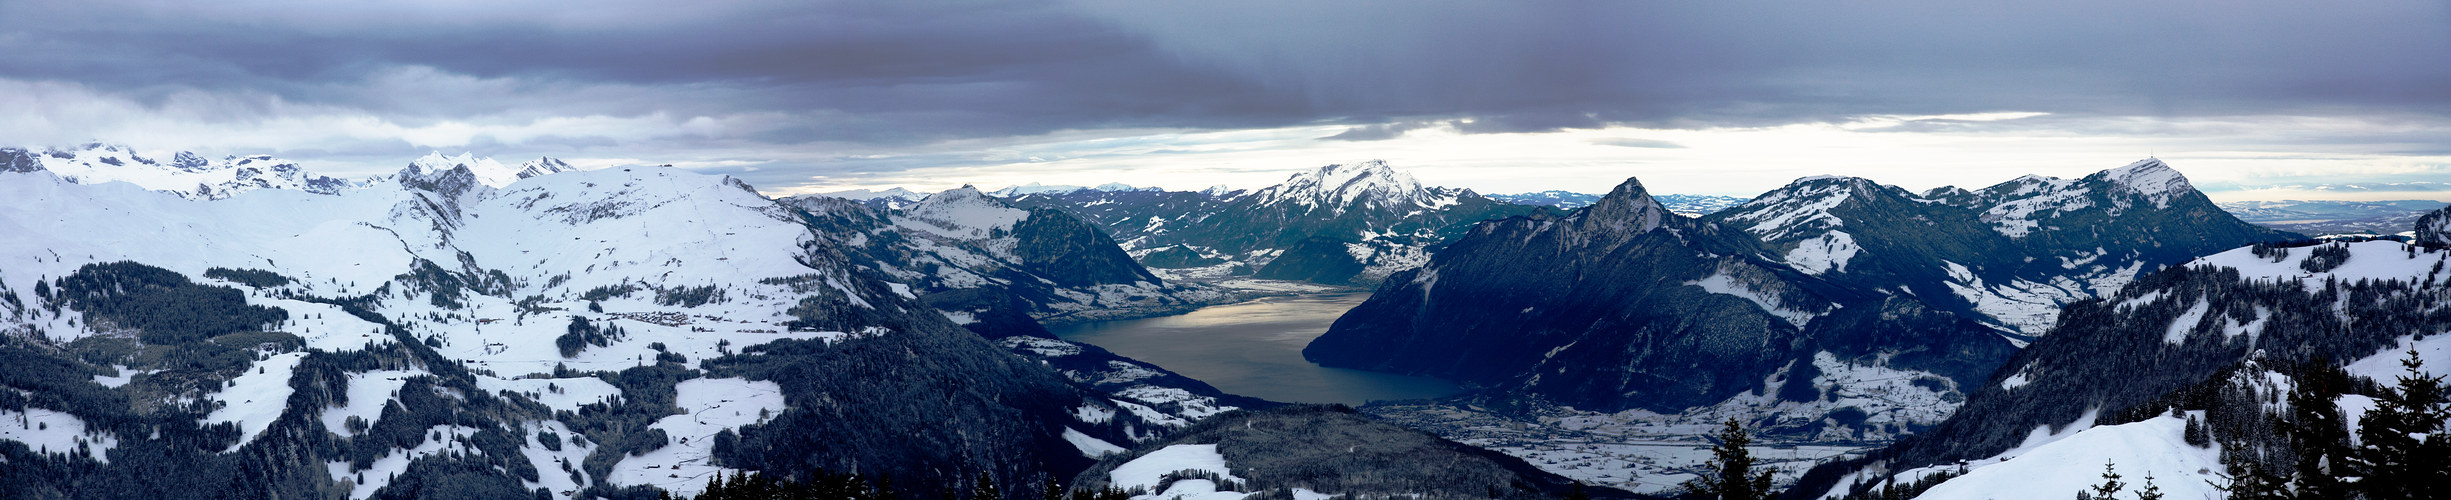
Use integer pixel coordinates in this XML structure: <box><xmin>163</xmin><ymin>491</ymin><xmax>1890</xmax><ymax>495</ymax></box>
<box><xmin>1047</xmin><ymin>288</ymin><xmax>1463</xmax><ymax>406</ymax></box>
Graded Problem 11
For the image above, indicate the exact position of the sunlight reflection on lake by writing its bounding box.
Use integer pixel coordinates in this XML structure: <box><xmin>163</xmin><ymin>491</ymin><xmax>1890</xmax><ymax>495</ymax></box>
<box><xmin>1050</xmin><ymin>292</ymin><xmax>1463</xmax><ymax>405</ymax></box>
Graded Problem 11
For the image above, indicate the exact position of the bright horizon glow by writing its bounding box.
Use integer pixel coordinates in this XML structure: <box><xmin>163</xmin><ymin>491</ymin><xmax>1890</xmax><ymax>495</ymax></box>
<box><xmin>743</xmin><ymin>113</ymin><xmax>2451</xmax><ymax>203</ymax></box>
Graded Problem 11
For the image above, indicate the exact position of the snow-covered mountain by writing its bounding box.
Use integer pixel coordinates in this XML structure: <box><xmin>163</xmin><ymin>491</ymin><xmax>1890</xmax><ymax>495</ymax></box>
<box><xmin>0</xmin><ymin>143</ymin><xmax>355</xmax><ymax>200</ymax></box>
<box><xmin>0</xmin><ymin>159</ymin><xmax>1218</xmax><ymax>498</ymax></box>
<box><xmin>393</xmin><ymin>151</ymin><xmax>579</xmax><ymax>189</ymax></box>
<box><xmin>1806</xmin><ymin>231</ymin><xmax>2451</xmax><ymax>499</ymax></box>
<box><xmin>782</xmin><ymin>186</ymin><xmax>1228</xmax><ymax>324</ymax></box>
<box><xmin>1306</xmin><ymin>159</ymin><xmax>2289</xmax><ymax>443</ymax></box>
<box><xmin>1710</xmin><ymin>159</ymin><xmax>2291</xmax><ymax>335</ymax></box>
<box><xmin>1004</xmin><ymin>160</ymin><xmax>1553</xmax><ymax>286</ymax></box>
<box><xmin>1306</xmin><ymin>177</ymin><xmax>2008</xmax><ymax>434</ymax></box>
<box><xmin>1493</xmin><ymin>190</ymin><xmax>1748</xmax><ymax>215</ymax></box>
<box><xmin>989</xmin><ymin>182</ymin><xmax>1156</xmax><ymax>197</ymax></box>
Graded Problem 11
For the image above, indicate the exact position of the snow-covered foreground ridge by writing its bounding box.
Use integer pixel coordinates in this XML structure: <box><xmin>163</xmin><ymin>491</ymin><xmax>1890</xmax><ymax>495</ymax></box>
<box><xmin>0</xmin><ymin>157</ymin><xmax>1174</xmax><ymax>498</ymax></box>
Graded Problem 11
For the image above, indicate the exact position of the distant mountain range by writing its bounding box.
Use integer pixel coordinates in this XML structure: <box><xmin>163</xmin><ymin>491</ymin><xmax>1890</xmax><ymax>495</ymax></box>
<box><xmin>1492</xmin><ymin>190</ymin><xmax>1748</xmax><ymax>216</ymax></box>
<box><xmin>2216</xmin><ymin>199</ymin><xmax>2449</xmax><ymax>236</ymax></box>
<box><xmin>1304</xmin><ymin>159</ymin><xmax>2294</xmax><ymax>441</ymax></box>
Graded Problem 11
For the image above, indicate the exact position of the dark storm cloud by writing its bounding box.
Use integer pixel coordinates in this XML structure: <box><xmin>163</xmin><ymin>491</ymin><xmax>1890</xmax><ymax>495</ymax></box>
<box><xmin>3</xmin><ymin>0</ymin><xmax>2448</xmax><ymax>156</ymax></box>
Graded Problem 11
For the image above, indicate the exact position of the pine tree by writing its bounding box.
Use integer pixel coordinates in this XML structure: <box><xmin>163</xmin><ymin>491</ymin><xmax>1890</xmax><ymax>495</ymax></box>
<box><xmin>2183</xmin><ymin>415</ymin><xmax>2209</xmax><ymax>448</ymax></box>
<box><xmin>2134</xmin><ymin>472</ymin><xmax>2163</xmax><ymax>500</ymax></box>
<box><xmin>2088</xmin><ymin>460</ymin><xmax>2124</xmax><ymax>500</ymax></box>
<box><xmin>2218</xmin><ymin>447</ymin><xmax>2293</xmax><ymax>500</ymax></box>
<box><xmin>2286</xmin><ymin>360</ymin><xmax>2354</xmax><ymax>498</ymax></box>
<box><xmin>2354</xmin><ymin>349</ymin><xmax>2450</xmax><ymax>499</ymax></box>
<box><xmin>1683</xmin><ymin>418</ymin><xmax>1776</xmax><ymax>500</ymax></box>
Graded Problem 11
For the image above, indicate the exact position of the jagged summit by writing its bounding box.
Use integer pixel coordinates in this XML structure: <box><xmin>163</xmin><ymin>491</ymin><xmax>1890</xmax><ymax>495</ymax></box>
<box><xmin>514</xmin><ymin>157</ymin><xmax>578</xmax><ymax>179</ymax></box>
<box><xmin>1</xmin><ymin>143</ymin><xmax>353</xmax><ymax>199</ymax></box>
<box><xmin>1571</xmin><ymin>177</ymin><xmax>1671</xmax><ymax>234</ymax></box>
<box><xmin>404</xmin><ymin>152</ymin><xmax>519</xmax><ymax>188</ymax></box>
<box><xmin>1252</xmin><ymin>160</ymin><xmax>1453</xmax><ymax>213</ymax></box>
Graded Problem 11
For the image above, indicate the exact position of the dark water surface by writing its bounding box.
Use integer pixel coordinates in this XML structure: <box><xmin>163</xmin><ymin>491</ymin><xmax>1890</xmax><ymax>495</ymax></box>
<box><xmin>1049</xmin><ymin>292</ymin><xmax>1463</xmax><ymax>405</ymax></box>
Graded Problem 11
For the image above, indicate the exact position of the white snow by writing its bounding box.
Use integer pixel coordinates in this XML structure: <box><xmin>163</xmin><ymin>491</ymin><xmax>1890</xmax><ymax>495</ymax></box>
<box><xmin>2345</xmin><ymin>333</ymin><xmax>2451</xmax><ymax>384</ymax></box>
<box><xmin>30</xmin><ymin>143</ymin><xmax>354</xmax><ymax>200</ymax></box>
<box><xmin>327</xmin><ymin>425</ymin><xmax>483</xmax><ymax>499</ymax></box>
<box><xmin>607</xmin><ymin>377</ymin><xmax>788</xmax><ymax>497</ymax></box>
<box><xmin>1110</xmin><ymin>444</ymin><xmax>1245</xmax><ymax>490</ymax></box>
<box><xmin>207</xmin><ymin>351</ymin><xmax>308</xmax><ymax>451</ymax></box>
<box><xmin>403</xmin><ymin>151</ymin><xmax>525</xmax><ymax>189</ymax></box>
<box><xmin>2101</xmin><ymin>158</ymin><xmax>2190</xmax><ymax>209</ymax></box>
<box><xmin>1783</xmin><ymin>230</ymin><xmax>1861</xmax><ymax>275</ymax></box>
<box><xmin>2191</xmin><ymin>240</ymin><xmax>2451</xmax><ymax>288</ymax></box>
<box><xmin>2162</xmin><ymin>298</ymin><xmax>2209</xmax><ymax>345</ymax></box>
<box><xmin>1907</xmin><ymin>414</ymin><xmax>2219</xmax><ymax>500</ymax></box>
<box><xmin>519</xmin><ymin>420</ymin><xmax>598</xmax><ymax>496</ymax></box>
<box><xmin>0</xmin><ymin>408</ymin><xmax>115</xmax><ymax>462</ymax></box>
<box><xmin>899</xmin><ymin>187</ymin><xmax>1031</xmax><ymax>241</ymax></box>
<box><xmin>1688</xmin><ymin>271</ymin><xmax>1823</xmax><ymax>328</ymax></box>
<box><xmin>321</xmin><ymin>370</ymin><xmax>416</xmax><ymax>437</ymax></box>
<box><xmin>1252</xmin><ymin>160</ymin><xmax>1453</xmax><ymax>215</ymax></box>
<box><xmin>476</xmin><ymin>375</ymin><xmax>623</xmax><ymax>413</ymax></box>
<box><xmin>1064</xmin><ymin>427</ymin><xmax>1127</xmax><ymax>458</ymax></box>
<box><xmin>819</xmin><ymin>186</ymin><xmax>923</xmax><ymax>200</ymax></box>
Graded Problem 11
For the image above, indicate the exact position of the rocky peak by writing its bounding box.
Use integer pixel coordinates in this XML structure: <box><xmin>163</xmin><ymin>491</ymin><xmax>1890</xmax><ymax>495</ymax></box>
<box><xmin>1571</xmin><ymin>177</ymin><xmax>1671</xmax><ymax>234</ymax></box>
<box><xmin>2419</xmin><ymin>205</ymin><xmax>2451</xmax><ymax>247</ymax></box>
<box><xmin>514</xmin><ymin>157</ymin><xmax>577</xmax><ymax>180</ymax></box>
<box><xmin>405</xmin><ymin>152</ymin><xmax>520</xmax><ymax>188</ymax></box>
<box><xmin>1257</xmin><ymin>160</ymin><xmax>1448</xmax><ymax>212</ymax></box>
<box><xmin>0</xmin><ymin>147</ymin><xmax>40</xmax><ymax>173</ymax></box>
<box><xmin>170</xmin><ymin>151</ymin><xmax>213</xmax><ymax>171</ymax></box>
<box><xmin>2092</xmin><ymin>157</ymin><xmax>2193</xmax><ymax>208</ymax></box>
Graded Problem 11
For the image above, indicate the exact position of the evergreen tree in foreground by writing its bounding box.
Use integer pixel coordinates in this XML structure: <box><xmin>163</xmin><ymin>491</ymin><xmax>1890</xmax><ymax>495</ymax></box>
<box><xmin>1684</xmin><ymin>418</ymin><xmax>1776</xmax><ymax>500</ymax></box>
<box><xmin>2084</xmin><ymin>460</ymin><xmax>2123</xmax><ymax>500</ymax></box>
<box><xmin>2216</xmin><ymin>445</ymin><xmax>2291</xmax><ymax>500</ymax></box>
<box><xmin>2286</xmin><ymin>360</ymin><xmax>2355</xmax><ymax>498</ymax></box>
<box><xmin>2352</xmin><ymin>349</ymin><xmax>2451</xmax><ymax>499</ymax></box>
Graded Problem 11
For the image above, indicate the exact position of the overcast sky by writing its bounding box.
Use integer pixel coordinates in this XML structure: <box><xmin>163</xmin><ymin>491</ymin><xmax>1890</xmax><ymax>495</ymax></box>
<box><xmin>3</xmin><ymin>0</ymin><xmax>2448</xmax><ymax>200</ymax></box>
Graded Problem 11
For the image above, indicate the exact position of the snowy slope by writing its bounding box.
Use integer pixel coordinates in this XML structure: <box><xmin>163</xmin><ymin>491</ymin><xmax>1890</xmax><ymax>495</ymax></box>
<box><xmin>1901</xmin><ymin>414</ymin><xmax>2221</xmax><ymax>500</ymax></box>
<box><xmin>8</xmin><ymin>143</ymin><xmax>355</xmax><ymax>200</ymax></box>
<box><xmin>0</xmin><ymin>156</ymin><xmax>1172</xmax><ymax>498</ymax></box>
<box><xmin>1251</xmin><ymin>161</ymin><xmax>1435</xmax><ymax>212</ymax></box>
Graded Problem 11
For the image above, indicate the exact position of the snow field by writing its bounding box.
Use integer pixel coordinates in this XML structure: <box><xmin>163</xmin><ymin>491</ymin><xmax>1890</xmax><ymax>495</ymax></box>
<box><xmin>1110</xmin><ymin>444</ymin><xmax>1246</xmax><ymax>493</ymax></box>
<box><xmin>0</xmin><ymin>408</ymin><xmax>115</xmax><ymax>462</ymax></box>
<box><xmin>207</xmin><ymin>351</ymin><xmax>308</xmax><ymax>451</ymax></box>
<box><xmin>1904</xmin><ymin>414</ymin><xmax>2219</xmax><ymax>500</ymax></box>
<box><xmin>606</xmin><ymin>377</ymin><xmax>787</xmax><ymax>498</ymax></box>
<box><xmin>320</xmin><ymin>369</ymin><xmax>416</xmax><ymax>437</ymax></box>
<box><xmin>520</xmin><ymin>420</ymin><xmax>597</xmax><ymax>496</ymax></box>
<box><xmin>326</xmin><ymin>425</ymin><xmax>484</xmax><ymax>499</ymax></box>
<box><xmin>2193</xmin><ymin>240</ymin><xmax>2451</xmax><ymax>288</ymax></box>
<box><xmin>1064</xmin><ymin>427</ymin><xmax>1127</xmax><ymax>458</ymax></box>
<box><xmin>475</xmin><ymin>374</ymin><xmax>623</xmax><ymax>413</ymax></box>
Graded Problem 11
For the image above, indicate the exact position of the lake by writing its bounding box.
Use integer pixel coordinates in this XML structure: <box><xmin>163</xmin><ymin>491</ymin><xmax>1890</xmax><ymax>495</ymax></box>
<box><xmin>1049</xmin><ymin>292</ymin><xmax>1463</xmax><ymax>405</ymax></box>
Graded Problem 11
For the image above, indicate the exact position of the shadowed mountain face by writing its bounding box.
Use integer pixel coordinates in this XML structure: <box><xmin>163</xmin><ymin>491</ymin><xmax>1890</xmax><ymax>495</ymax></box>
<box><xmin>1306</xmin><ymin>160</ymin><xmax>2292</xmax><ymax>427</ymax></box>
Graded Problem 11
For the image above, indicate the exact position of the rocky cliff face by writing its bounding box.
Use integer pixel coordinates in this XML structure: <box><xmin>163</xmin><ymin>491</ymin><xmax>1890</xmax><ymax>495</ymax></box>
<box><xmin>2419</xmin><ymin>205</ymin><xmax>2451</xmax><ymax>247</ymax></box>
<box><xmin>1305</xmin><ymin>178</ymin><xmax>1997</xmax><ymax>418</ymax></box>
